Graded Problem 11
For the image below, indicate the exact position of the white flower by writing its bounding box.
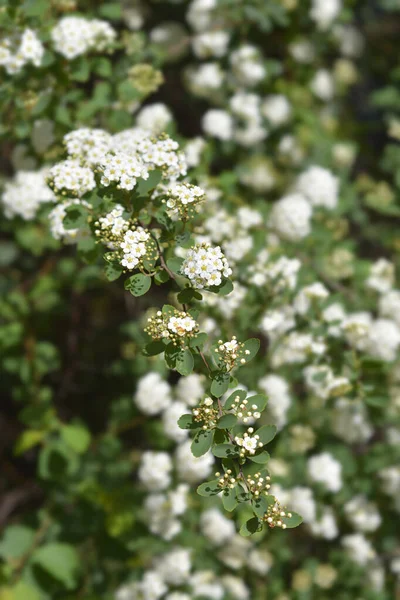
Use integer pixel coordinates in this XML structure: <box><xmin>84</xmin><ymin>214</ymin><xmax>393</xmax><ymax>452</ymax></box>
<box><xmin>192</xmin><ymin>31</ymin><xmax>230</xmax><ymax>58</ymax></box>
<box><xmin>295</xmin><ymin>166</ymin><xmax>339</xmax><ymax>209</ymax></box>
<box><xmin>379</xmin><ymin>289</ymin><xmax>400</xmax><ymax>327</ymax></box>
<box><xmin>261</xmin><ymin>95</ymin><xmax>291</xmax><ymax>127</ymax></box>
<box><xmin>175</xmin><ymin>440</ymin><xmax>214</xmax><ymax>483</ymax></box>
<box><xmin>134</xmin><ymin>372</ymin><xmax>172</xmax><ymax>416</ymax></box>
<box><xmin>310</xmin><ymin>69</ymin><xmax>335</xmax><ymax>101</ymax></box>
<box><xmin>144</xmin><ymin>485</ymin><xmax>188</xmax><ymax>541</ymax></box>
<box><xmin>269</xmin><ymin>194</ymin><xmax>312</xmax><ymax>242</ymax></box>
<box><xmin>221</xmin><ymin>575</ymin><xmax>249</xmax><ymax>600</ymax></box>
<box><xmin>307</xmin><ymin>452</ymin><xmax>342</xmax><ymax>492</ymax></box>
<box><xmin>156</xmin><ymin>548</ymin><xmax>192</xmax><ymax>585</ymax></box>
<box><xmin>310</xmin><ymin>0</ymin><xmax>342</xmax><ymax>30</ymax></box>
<box><xmin>230</xmin><ymin>44</ymin><xmax>266</xmax><ymax>86</ymax></box>
<box><xmin>47</xmin><ymin>159</ymin><xmax>96</xmax><ymax>197</ymax></box>
<box><xmin>162</xmin><ymin>401</ymin><xmax>189</xmax><ymax>443</ymax></box>
<box><xmin>293</xmin><ymin>282</ymin><xmax>330</xmax><ymax>315</ymax></box>
<box><xmin>342</xmin><ymin>534</ymin><xmax>376</xmax><ymax>566</ymax></box>
<box><xmin>138</xmin><ymin>451</ymin><xmax>172</xmax><ymax>491</ymax></box>
<box><xmin>175</xmin><ymin>374</ymin><xmax>205</xmax><ymax>407</ymax></box>
<box><xmin>258</xmin><ymin>375</ymin><xmax>291</xmax><ymax>430</ymax></box>
<box><xmin>168</xmin><ymin>315</ymin><xmax>197</xmax><ymax>336</ymax></box>
<box><xmin>310</xmin><ymin>508</ymin><xmax>338</xmax><ymax>539</ymax></box>
<box><xmin>331</xmin><ymin>398</ymin><xmax>372</xmax><ymax>444</ymax></box>
<box><xmin>202</xmin><ymin>109</ymin><xmax>233</xmax><ymax>141</ymax></box>
<box><xmin>136</xmin><ymin>103</ymin><xmax>172</xmax><ymax>134</ymax></box>
<box><xmin>344</xmin><ymin>495</ymin><xmax>381</xmax><ymax>532</ymax></box>
<box><xmin>2</xmin><ymin>169</ymin><xmax>55</xmax><ymax>220</ymax></box>
<box><xmin>200</xmin><ymin>509</ymin><xmax>236</xmax><ymax>545</ymax></box>
<box><xmin>182</xmin><ymin>243</ymin><xmax>232</xmax><ymax>289</ymax></box>
<box><xmin>51</xmin><ymin>16</ymin><xmax>116</xmax><ymax>59</ymax></box>
<box><xmin>366</xmin><ymin>258</ymin><xmax>395</xmax><ymax>293</ymax></box>
<box><xmin>366</xmin><ymin>319</ymin><xmax>400</xmax><ymax>362</ymax></box>
<box><xmin>0</xmin><ymin>28</ymin><xmax>44</xmax><ymax>74</ymax></box>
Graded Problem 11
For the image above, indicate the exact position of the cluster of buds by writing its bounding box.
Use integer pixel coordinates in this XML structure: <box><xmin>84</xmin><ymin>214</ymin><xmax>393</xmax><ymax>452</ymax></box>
<box><xmin>215</xmin><ymin>470</ymin><xmax>237</xmax><ymax>491</ymax></box>
<box><xmin>234</xmin><ymin>428</ymin><xmax>263</xmax><ymax>457</ymax></box>
<box><xmin>95</xmin><ymin>208</ymin><xmax>157</xmax><ymax>271</ymax></box>
<box><xmin>163</xmin><ymin>182</ymin><xmax>205</xmax><ymax>220</ymax></box>
<box><xmin>263</xmin><ymin>498</ymin><xmax>291</xmax><ymax>530</ymax></box>
<box><xmin>192</xmin><ymin>398</ymin><xmax>219</xmax><ymax>430</ymax></box>
<box><xmin>245</xmin><ymin>472</ymin><xmax>271</xmax><ymax>497</ymax></box>
<box><xmin>145</xmin><ymin>309</ymin><xmax>199</xmax><ymax>346</ymax></box>
<box><xmin>214</xmin><ymin>337</ymin><xmax>250</xmax><ymax>371</ymax></box>
<box><xmin>230</xmin><ymin>395</ymin><xmax>261</xmax><ymax>424</ymax></box>
<box><xmin>128</xmin><ymin>63</ymin><xmax>164</xmax><ymax>96</ymax></box>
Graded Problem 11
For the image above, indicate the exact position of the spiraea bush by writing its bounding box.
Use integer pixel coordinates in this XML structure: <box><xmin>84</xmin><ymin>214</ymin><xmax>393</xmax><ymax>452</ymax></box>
<box><xmin>1</xmin><ymin>0</ymin><xmax>400</xmax><ymax>599</ymax></box>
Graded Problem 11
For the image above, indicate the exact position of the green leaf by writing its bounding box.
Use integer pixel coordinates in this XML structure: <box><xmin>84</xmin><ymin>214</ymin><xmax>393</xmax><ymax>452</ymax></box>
<box><xmin>241</xmin><ymin>338</ymin><xmax>260</xmax><ymax>363</ymax></box>
<box><xmin>104</xmin><ymin>263</ymin><xmax>123</xmax><ymax>282</ymax></box>
<box><xmin>63</xmin><ymin>205</ymin><xmax>88</xmax><ymax>230</ymax></box>
<box><xmin>210</xmin><ymin>371</ymin><xmax>230</xmax><ymax>397</ymax></box>
<box><xmin>136</xmin><ymin>169</ymin><xmax>163</xmax><ymax>196</ymax></box>
<box><xmin>216</xmin><ymin>414</ymin><xmax>237</xmax><ymax>429</ymax></box>
<box><xmin>32</xmin><ymin>543</ymin><xmax>81</xmax><ymax>589</ymax></box>
<box><xmin>221</xmin><ymin>487</ymin><xmax>238</xmax><ymax>512</ymax></box>
<box><xmin>283</xmin><ymin>511</ymin><xmax>303</xmax><ymax>529</ymax></box>
<box><xmin>166</xmin><ymin>257</ymin><xmax>183</xmax><ymax>275</ymax></box>
<box><xmin>191</xmin><ymin>430</ymin><xmax>213</xmax><ymax>457</ymax></box>
<box><xmin>14</xmin><ymin>429</ymin><xmax>45</xmax><ymax>455</ymax></box>
<box><xmin>70</xmin><ymin>59</ymin><xmax>90</xmax><ymax>82</ymax></box>
<box><xmin>252</xmin><ymin>495</ymin><xmax>269</xmax><ymax>518</ymax></box>
<box><xmin>0</xmin><ymin>526</ymin><xmax>35</xmax><ymax>560</ymax></box>
<box><xmin>189</xmin><ymin>332</ymin><xmax>208</xmax><ymax>349</ymax></box>
<box><xmin>175</xmin><ymin>349</ymin><xmax>194</xmax><ymax>376</ymax></box>
<box><xmin>212</xmin><ymin>443</ymin><xmax>239</xmax><ymax>458</ymax></box>
<box><xmin>124</xmin><ymin>273</ymin><xmax>151</xmax><ymax>297</ymax></box>
<box><xmin>177</xmin><ymin>414</ymin><xmax>198</xmax><ymax>430</ymax></box>
<box><xmin>240</xmin><ymin>517</ymin><xmax>260</xmax><ymax>537</ymax></box>
<box><xmin>143</xmin><ymin>341</ymin><xmax>166</xmax><ymax>356</ymax></box>
<box><xmin>10</xmin><ymin>581</ymin><xmax>41</xmax><ymax>600</ymax></box>
<box><xmin>94</xmin><ymin>58</ymin><xmax>112</xmax><ymax>77</ymax></box>
<box><xmin>249</xmin><ymin>450</ymin><xmax>270</xmax><ymax>464</ymax></box>
<box><xmin>60</xmin><ymin>424</ymin><xmax>91</xmax><ymax>454</ymax></box>
<box><xmin>224</xmin><ymin>389</ymin><xmax>247</xmax><ymax>410</ymax></box>
<box><xmin>154</xmin><ymin>270</ymin><xmax>170</xmax><ymax>284</ymax></box>
<box><xmin>22</xmin><ymin>0</ymin><xmax>48</xmax><ymax>17</ymax></box>
<box><xmin>246</xmin><ymin>393</ymin><xmax>268</xmax><ymax>412</ymax></box>
<box><xmin>177</xmin><ymin>288</ymin><xmax>202</xmax><ymax>304</ymax></box>
<box><xmin>99</xmin><ymin>2</ymin><xmax>122</xmax><ymax>19</ymax></box>
<box><xmin>216</xmin><ymin>278</ymin><xmax>234</xmax><ymax>296</ymax></box>
<box><xmin>197</xmin><ymin>479</ymin><xmax>221</xmax><ymax>497</ymax></box>
<box><xmin>256</xmin><ymin>425</ymin><xmax>277</xmax><ymax>445</ymax></box>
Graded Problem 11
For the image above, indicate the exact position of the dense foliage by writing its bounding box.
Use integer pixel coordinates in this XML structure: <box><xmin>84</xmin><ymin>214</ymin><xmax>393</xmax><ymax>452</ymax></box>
<box><xmin>1</xmin><ymin>0</ymin><xmax>400</xmax><ymax>599</ymax></box>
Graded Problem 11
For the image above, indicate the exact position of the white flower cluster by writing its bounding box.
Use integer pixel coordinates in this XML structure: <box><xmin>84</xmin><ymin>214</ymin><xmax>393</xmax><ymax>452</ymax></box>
<box><xmin>181</xmin><ymin>244</ymin><xmax>232</xmax><ymax>289</ymax></box>
<box><xmin>307</xmin><ymin>452</ymin><xmax>343</xmax><ymax>492</ymax></box>
<box><xmin>164</xmin><ymin>182</ymin><xmax>205</xmax><ymax>217</ymax></box>
<box><xmin>249</xmin><ymin>251</ymin><xmax>301</xmax><ymax>292</ymax></box>
<box><xmin>51</xmin><ymin>16</ymin><xmax>116</xmax><ymax>59</ymax></box>
<box><xmin>344</xmin><ymin>495</ymin><xmax>381</xmax><ymax>532</ymax></box>
<box><xmin>230</xmin><ymin>44</ymin><xmax>266</xmax><ymax>87</ymax></box>
<box><xmin>258</xmin><ymin>375</ymin><xmax>292</xmax><ymax>430</ymax></box>
<box><xmin>134</xmin><ymin>372</ymin><xmax>172</xmax><ymax>416</ymax></box>
<box><xmin>138</xmin><ymin>451</ymin><xmax>173</xmax><ymax>491</ymax></box>
<box><xmin>120</xmin><ymin>228</ymin><xmax>151</xmax><ymax>270</ymax></box>
<box><xmin>64</xmin><ymin>128</ymin><xmax>112</xmax><ymax>166</ymax></box>
<box><xmin>99</xmin><ymin>152</ymin><xmax>149</xmax><ymax>191</ymax></box>
<box><xmin>310</xmin><ymin>0</ymin><xmax>342</xmax><ymax>30</ymax></box>
<box><xmin>272</xmin><ymin>332</ymin><xmax>326</xmax><ymax>368</ymax></box>
<box><xmin>97</xmin><ymin>204</ymin><xmax>129</xmax><ymax>241</ymax></box>
<box><xmin>2</xmin><ymin>169</ymin><xmax>55</xmax><ymax>220</ymax></box>
<box><xmin>295</xmin><ymin>166</ymin><xmax>339</xmax><ymax>209</ymax></box>
<box><xmin>293</xmin><ymin>282</ymin><xmax>330</xmax><ymax>315</ymax></box>
<box><xmin>269</xmin><ymin>194</ymin><xmax>312</xmax><ymax>242</ymax></box>
<box><xmin>47</xmin><ymin>159</ymin><xmax>96</xmax><ymax>197</ymax></box>
<box><xmin>136</xmin><ymin>103</ymin><xmax>173</xmax><ymax>135</ymax></box>
<box><xmin>144</xmin><ymin>484</ymin><xmax>189</xmax><ymax>540</ymax></box>
<box><xmin>0</xmin><ymin>29</ymin><xmax>44</xmax><ymax>75</ymax></box>
<box><xmin>304</xmin><ymin>365</ymin><xmax>351</xmax><ymax>400</ymax></box>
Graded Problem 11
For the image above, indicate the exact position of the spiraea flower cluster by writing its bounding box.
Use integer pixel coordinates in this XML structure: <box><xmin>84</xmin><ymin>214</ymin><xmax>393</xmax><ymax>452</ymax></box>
<box><xmin>263</xmin><ymin>498</ymin><xmax>291</xmax><ymax>530</ymax></box>
<box><xmin>47</xmin><ymin>160</ymin><xmax>96</xmax><ymax>197</ymax></box>
<box><xmin>192</xmin><ymin>397</ymin><xmax>219</xmax><ymax>429</ymax></box>
<box><xmin>145</xmin><ymin>309</ymin><xmax>199</xmax><ymax>346</ymax></box>
<box><xmin>50</xmin><ymin>16</ymin><xmax>116</xmax><ymax>59</ymax></box>
<box><xmin>0</xmin><ymin>29</ymin><xmax>44</xmax><ymax>74</ymax></box>
<box><xmin>213</xmin><ymin>337</ymin><xmax>250</xmax><ymax>371</ymax></box>
<box><xmin>2</xmin><ymin>169</ymin><xmax>55</xmax><ymax>220</ymax></box>
<box><xmin>181</xmin><ymin>243</ymin><xmax>232</xmax><ymax>289</ymax></box>
<box><xmin>163</xmin><ymin>182</ymin><xmax>205</xmax><ymax>219</ymax></box>
<box><xmin>234</xmin><ymin>427</ymin><xmax>263</xmax><ymax>457</ymax></box>
<box><xmin>229</xmin><ymin>395</ymin><xmax>261</xmax><ymax>423</ymax></box>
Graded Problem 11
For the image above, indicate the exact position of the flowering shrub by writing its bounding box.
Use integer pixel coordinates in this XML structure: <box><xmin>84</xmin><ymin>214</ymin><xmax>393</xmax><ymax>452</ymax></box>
<box><xmin>1</xmin><ymin>0</ymin><xmax>400</xmax><ymax>599</ymax></box>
